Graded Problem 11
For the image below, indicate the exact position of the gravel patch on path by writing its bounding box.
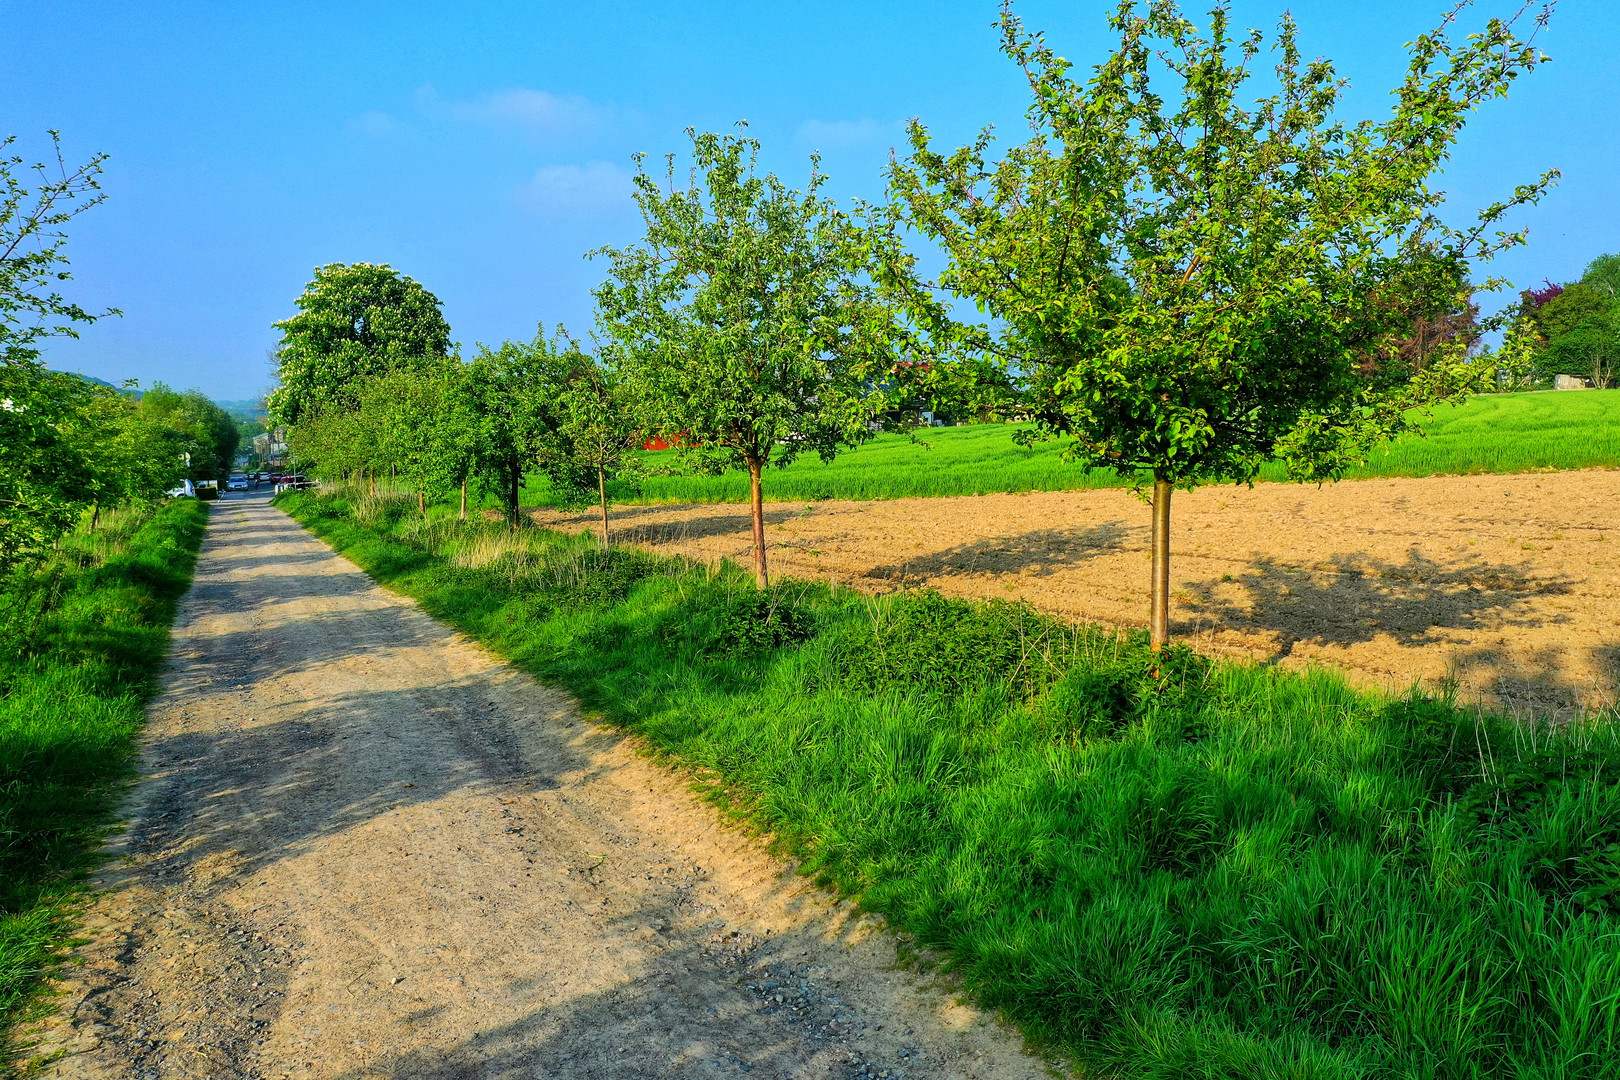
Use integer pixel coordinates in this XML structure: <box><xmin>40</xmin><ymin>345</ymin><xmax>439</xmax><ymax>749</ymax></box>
<box><xmin>534</xmin><ymin>469</ymin><xmax>1620</xmax><ymax>717</ymax></box>
<box><xmin>27</xmin><ymin>490</ymin><xmax>1048</xmax><ymax>1080</ymax></box>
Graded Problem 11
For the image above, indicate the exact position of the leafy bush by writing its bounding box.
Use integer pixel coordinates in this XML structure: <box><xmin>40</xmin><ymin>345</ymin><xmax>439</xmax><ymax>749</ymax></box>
<box><xmin>708</xmin><ymin>589</ymin><xmax>817</xmax><ymax>654</ymax></box>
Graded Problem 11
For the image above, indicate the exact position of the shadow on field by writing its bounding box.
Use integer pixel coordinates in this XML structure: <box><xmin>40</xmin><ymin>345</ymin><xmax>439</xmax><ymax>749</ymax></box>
<box><xmin>863</xmin><ymin>521</ymin><xmax>1132</xmax><ymax>584</ymax></box>
<box><xmin>1180</xmin><ymin>547</ymin><xmax>1572</xmax><ymax>651</ymax></box>
<box><xmin>602</xmin><ymin>504</ymin><xmax>810</xmax><ymax>544</ymax></box>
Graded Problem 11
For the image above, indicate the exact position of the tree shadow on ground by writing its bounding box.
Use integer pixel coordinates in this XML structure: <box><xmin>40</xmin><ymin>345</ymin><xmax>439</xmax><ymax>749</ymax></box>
<box><xmin>862</xmin><ymin>522</ymin><xmax>1133</xmax><ymax>584</ymax></box>
<box><xmin>1176</xmin><ymin>548</ymin><xmax>1617</xmax><ymax>713</ymax></box>
<box><xmin>1180</xmin><ymin>548</ymin><xmax>1574</xmax><ymax>652</ymax></box>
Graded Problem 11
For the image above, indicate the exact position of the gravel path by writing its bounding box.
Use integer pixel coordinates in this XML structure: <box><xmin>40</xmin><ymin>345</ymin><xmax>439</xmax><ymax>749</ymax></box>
<box><xmin>30</xmin><ymin>491</ymin><xmax>1047</xmax><ymax>1080</ymax></box>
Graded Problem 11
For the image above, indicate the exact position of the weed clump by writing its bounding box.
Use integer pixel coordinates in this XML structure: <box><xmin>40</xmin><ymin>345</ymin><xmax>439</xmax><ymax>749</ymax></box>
<box><xmin>708</xmin><ymin>589</ymin><xmax>816</xmax><ymax>654</ymax></box>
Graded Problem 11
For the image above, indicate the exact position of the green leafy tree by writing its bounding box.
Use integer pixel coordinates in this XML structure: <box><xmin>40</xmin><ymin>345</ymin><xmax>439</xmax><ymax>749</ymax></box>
<box><xmin>532</xmin><ymin>333</ymin><xmax>644</xmax><ymax>546</ymax></box>
<box><xmin>76</xmin><ymin>385</ymin><xmax>187</xmax><ymax>526</ymax></box>
<box><xmin>138</xmin><ymin>384</ymin><xmax>239</xmax><ymax>483</ymax></box>
<box><xmin>268</xmin><ymin>263</ymin><xmax>453</xmax><ymax>425</ymax></box>
<box><xmin>593</xmin><ymin>129</ymin><xmax>894</xmax><ymax>588</ymax></box>
<box><xmin>0</xmin><ymin>131</ymin><xmax>119</xmax><ymax>568</ymax></box>
<box><xmin>880</xmin><ymin>0</ymin><xmax>1553</xmax><ymax>648</ymax></box>
<box><xmin>358</xmin><ymin>364</ymin><xmax>473</xmax><ymax>514</ymax></box>
<box><xmin>1535</xmin><ymin>257</ymin><xmax>1620</xmax><ymax>388</ymax></box>
<box><xmin>0</xmin><ymin>365</ymin><xmax>96</xmax><ymax>571</ymax></box>
<box><xmin>462</xmin><ymin>338</ymin><xmax>555</xmax><ymax>527</ymax></box>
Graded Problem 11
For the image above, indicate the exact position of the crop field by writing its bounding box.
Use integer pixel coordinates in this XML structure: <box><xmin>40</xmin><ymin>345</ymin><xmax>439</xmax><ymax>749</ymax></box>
<box><xmin>520</xmin><ymin>390</ymin><xmax>1620</xmax><ymax>507</ymax></box>
<box><xmin>282</xmin><ymin>485</ymin><xmax>1620</xmax><ymax>1080</ymax></box>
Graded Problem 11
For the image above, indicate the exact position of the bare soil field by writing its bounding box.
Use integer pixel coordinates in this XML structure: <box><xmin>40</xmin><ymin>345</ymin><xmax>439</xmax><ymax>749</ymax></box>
<box><xmin>26</xmin><ymin>491</ymin><xmax>1046</xmax><ymax>1080</ymax></box>
<box><xmin>533</xmin><ymin>470</ymin><xmax>1620</xmax><ymax>717</ymax></box>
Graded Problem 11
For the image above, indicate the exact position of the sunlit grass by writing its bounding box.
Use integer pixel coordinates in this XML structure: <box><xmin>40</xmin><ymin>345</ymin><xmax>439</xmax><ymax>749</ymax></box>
<box><xmin>520</xmin><ymin>389</ymin><xmax>1620</xmax><ymax>506</ymax></box>
<box><xmin>0</xmin><ymin>501</ymin><xmax>208</xmax><ymax>1053</ymax></box>
<box><xmin>285</xmin><ymin>486</ymin><xmax>1620</xmax><ymax>1079</ymax></box>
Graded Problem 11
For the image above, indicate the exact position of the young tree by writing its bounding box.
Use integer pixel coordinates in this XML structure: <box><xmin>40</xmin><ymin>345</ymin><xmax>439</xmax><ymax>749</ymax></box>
<box><xmin>268</xmin><ymin>263</ymin><xmax>453</xmax><ymax>425</ymax></box>
<box><xmin>881</xmin><ymin>0</ymin><xmax>1553</xmax><ymax>649</ymax></box>
<box><xmin>532</xmin><ymin>334</ymin><xmax>643</xmax><ymax>546</ymax></box>
<box><xmin>0</xmin><ymin>131</ymin><xmax>117</xmax><ymax>569</ymax></box>
<box><xmin>359</xmin><ymin>364</ymin><xmax>472</xmax><ymax>514</ymax></box>
<box><xmin>461</xmin><ymin>338</ymin><xmax>554</xmax><ymax>527</ymax></box>
<box><xmin>593</xmin><ymin>129</ymin><xmax>894</xmax><ymax>588</ymax></box>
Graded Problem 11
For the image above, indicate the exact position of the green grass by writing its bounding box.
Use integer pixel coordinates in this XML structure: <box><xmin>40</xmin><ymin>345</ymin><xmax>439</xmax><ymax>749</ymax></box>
<box><xmin>0</xmin><ymin>500</ymin><xmax>208</xmax><ymax>1057</ymax></box>
<box><xmin>283</xmin><ymin>484</ymin><xmax>1620</xmax><ymax>1079</ymax></box>
<box><xmin>526</xmin><ymin>389</ymin><xmax>1620</xmax><ymax>506</ymax></box>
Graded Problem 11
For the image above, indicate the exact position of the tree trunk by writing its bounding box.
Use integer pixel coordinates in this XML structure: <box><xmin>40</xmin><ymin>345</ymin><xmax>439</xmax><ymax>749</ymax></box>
<box><xmin>89</xmin><ymin>503</ymin><xmax>99</xmax><ymax>534</ymax></box>
<box><xmin>418</xmin><ymin>490</ymin><xmax>426</xmax><ymax>515</ymax></box>
<box><xmin>1150</xmin><ymin>471</ymin><xmax>1173</xmax><ymax>652</ymax></box>
<box><xmin>459</xmin><ymin>480</ymin><xmax>467</xmax><ymax>521</ymax></box>
<box><xmin>508</xmin><ymin>462</ymin><xmax>521</xmax><ymax>529</ymax></box>
<box><xmin>749</xmin><ymin>460</ymin><xmax>768</xmax><ymax>590</ymax></box>
<box><xmin>597</xmin><ymin>466</ymin><xmax>610</xmax><ymax>548</ymax></box>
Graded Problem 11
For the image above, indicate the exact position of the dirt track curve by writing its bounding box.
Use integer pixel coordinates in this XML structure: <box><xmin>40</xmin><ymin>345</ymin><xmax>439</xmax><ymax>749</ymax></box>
<box><xmin>28</xmin><ymin>490</ymin><xmax>1045</xmax><ymax>1080</ymax></box>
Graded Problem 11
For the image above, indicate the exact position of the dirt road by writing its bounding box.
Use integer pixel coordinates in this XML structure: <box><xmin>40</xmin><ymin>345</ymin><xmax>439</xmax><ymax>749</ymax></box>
<box><xmin>30</xmin><ymin>491</ymin><xmax>1045</xmax><ymax>1080</ymax></box>
<box><xmin>533</xmin><ymin>469</ymin><xmax>1620</xmax><ymax>716</ymax></box>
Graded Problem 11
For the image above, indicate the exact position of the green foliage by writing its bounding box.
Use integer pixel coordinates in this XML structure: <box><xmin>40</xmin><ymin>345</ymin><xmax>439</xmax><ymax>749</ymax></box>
<box><xmin>0</xmin><ymin>131</ymin><xmax>115</xmax><ymax>371</ymax></box>
<box><xmin>707</xmin><ymin>589</ymin><xmax>816</xmax><ymax>654</ymax></box>
<box><xmin>282</xmin><ymin>488</ymin><xmax>1620</xmax><ymax>1079</ymax></box>
<box><xmin>0</xmin><ymin>365</ymin><xmax>95</xmax><ymax>572</ymax></box>
<box><xmin>267</xmin><ymin>262</ymin><xmax>453</xmax><ymax>425</ymax></box>
<box><xmin>462</xmin><ymin>333</ymin><xmax>566</xmax><ymax>525</ymax></box>
<box><xmin>133</xmin><ymin>383</ymin><xmax>238</xmax><ymax>483</ymax></box>
<box><xmin>0</xmin><ymin>500</ymin><xmax>207</xmax><ymax>1051</ymax></box>
<box><xmin>1532</xmin><ymin>256</ymin><xmax>1620</xmax><ymax>387</ymax></box>
<box><xmin>526</xmin><ymin>389</ymin><xmax>1620</xmax><ymax>505</ymax></box>
<box><xmin>530</xmin><ymin>333</ymin><xmax>644</xmax><ymax>543</ymax></box>
<box><xmin>593</xmin><ymin>128</ymin><xmax>899</xmax><ymax>584</ymax></box>
<box><xmin>539</xmin><ymin>545</ymin><xmax>660</xmax><ymax>610</ymax></box>
<box><xmin>881</xmin><ymin>1</ymin><xmax>1553</xmax><ymax>490</ymax></box>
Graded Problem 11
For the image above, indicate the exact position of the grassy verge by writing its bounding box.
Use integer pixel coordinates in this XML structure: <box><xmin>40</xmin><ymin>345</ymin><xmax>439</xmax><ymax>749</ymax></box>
<box><xmin>283</xmin><ymin>486</ymin><xmax>1620</xmax><ymax>1079</ymax></box>
<box><xmin>524</xmin><ymin>389</ymin><xmax>1620</xmax><ymax>506</ymax></box>
<box><xmin>0</xmin><ymin>500</ymin><xmax>209</xmax><ymax>1055</ymax></box>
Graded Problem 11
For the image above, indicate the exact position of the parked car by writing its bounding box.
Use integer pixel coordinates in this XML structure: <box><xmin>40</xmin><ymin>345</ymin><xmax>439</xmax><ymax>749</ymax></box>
<box><xmin>165</xmin><ymin>479</ymin><xmax>196</xmax><ymax>498</ymax></box>
<box><xmin>274</xmin><ymin>474</ymin><xmax>317</xmax><ymax>493</ymax></box>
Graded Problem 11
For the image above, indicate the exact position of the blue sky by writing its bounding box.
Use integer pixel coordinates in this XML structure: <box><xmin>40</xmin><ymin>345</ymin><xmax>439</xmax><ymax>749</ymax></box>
<box><xmin>5</xmin><ymin>0</ymin><xmax>1614</xmax><ymax>402</ymax></box>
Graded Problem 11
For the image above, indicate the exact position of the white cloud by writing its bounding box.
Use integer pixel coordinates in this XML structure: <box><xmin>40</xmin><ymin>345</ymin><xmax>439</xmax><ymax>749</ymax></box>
<box><xmin>414</xmin><ymin>85</ymin><xmax>607</xmax><ymax>138</ymax></box>
<box><xmin>515</xmin><ymin>162</ymin><xmax>634</xmax><ymax>218</ymax></box>
<box><xmin>794</xmin><ymin>118</ymin><xmax>889</xmax><ymax>150</ymax></box>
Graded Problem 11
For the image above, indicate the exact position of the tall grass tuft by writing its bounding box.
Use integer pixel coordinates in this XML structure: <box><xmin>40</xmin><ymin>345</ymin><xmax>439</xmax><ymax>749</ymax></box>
<box><xmin>280</xmin><ymin>487</ymin><xmax>1620</xmax><ymax>1078</ymax></box>
<box><xmin>0</xmin><ymin>500</ymin><xmax>208</xmax><ymax>1056</ymax></box>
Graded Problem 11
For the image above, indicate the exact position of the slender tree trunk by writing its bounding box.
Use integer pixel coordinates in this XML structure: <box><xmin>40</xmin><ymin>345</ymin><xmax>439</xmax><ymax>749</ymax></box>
<box><xmin>508</xmin><ymin>461</ymin><xmax>521</xmax><ymax>529</ymax></box>
<box><xmin>749</xmin><ymin>459</ymin><xmax>768</xmax><ymax>590</ymax></box>
<box><xmin>459</xmin><ymin>480</ymin><xmax>467</xmax><ymax>521</ymax></box>
<box><xmin>597</xmin><ymin>466</ymin><xmax>610</xmax><ymax>548</ymax></box>
<box><xmin>89</xmin><ymin>503</ymin><xmax>99</xmax><ymax>534</ymax></box>
<box><xmin>418</xmin><ymin>490</ymin><xmax>426</xmax><ymax>515</ymax></box>
<box><xmin>1150</xmin><ymin>471</ymin><xmax>1173</xmax><ymax>652</ymax></box>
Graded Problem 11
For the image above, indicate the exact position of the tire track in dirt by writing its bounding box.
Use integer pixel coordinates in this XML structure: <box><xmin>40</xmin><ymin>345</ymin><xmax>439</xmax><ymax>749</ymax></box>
<box><xmin>27</xmin><ymin>490</ymin><xmax>1048</xmax><ymax>1080</ymax></box>
<box><xmin>534</xmin><ymin>469</ymin><xmax>1620</xmax><ymax>717</ymax></box>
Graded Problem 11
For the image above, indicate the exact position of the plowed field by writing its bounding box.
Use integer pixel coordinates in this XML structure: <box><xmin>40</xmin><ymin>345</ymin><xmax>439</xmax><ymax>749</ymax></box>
<box><xmin>532</xmin><ymin>470</ymin><xmax>1620</xmax><ymax>717</ymax></box>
